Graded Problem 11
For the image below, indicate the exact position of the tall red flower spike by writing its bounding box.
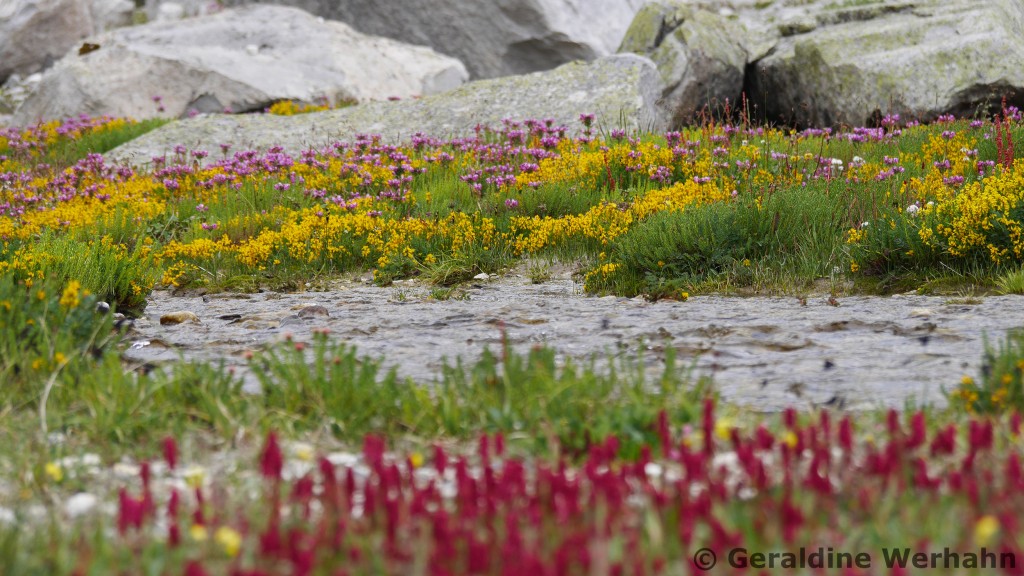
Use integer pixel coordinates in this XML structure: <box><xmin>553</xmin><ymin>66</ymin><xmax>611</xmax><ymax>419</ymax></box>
<box><xmin>260</xmin><ymin>431</ymin><xmax>284</xmax><ymax>480</ymax></box>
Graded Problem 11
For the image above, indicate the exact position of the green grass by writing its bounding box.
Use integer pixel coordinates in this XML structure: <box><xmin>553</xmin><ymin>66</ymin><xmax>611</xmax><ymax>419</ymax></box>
<box><xmin>42</xmin><ymin>118</ymin><xmax>167</xmax><ymax>166</ymax></box>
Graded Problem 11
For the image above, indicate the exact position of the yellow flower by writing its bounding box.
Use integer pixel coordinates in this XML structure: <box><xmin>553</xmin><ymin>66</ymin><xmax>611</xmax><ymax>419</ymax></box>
<box><xmin>679</xmin><ymin>291</ymin><xmax>689</xmax><ymax>301</ymax></box>
<box><xmin>974</xmin><ymin>515</ymin><xmax>1000</xmax><ymax>547</ymax></box>
<box><xmin>44</xmin><ymin>462</ymin><xmax>63</xmax><ymax>483</ymax></box>
<box><xmin>850</xmin><ymin>262</ymin><xmax>859</xmax><ymax>273</ymax></box>
<box><xmin>183</xmin><ymin>465</ymin><xmax>205</xmax><ymax>489</ymax></box>
<box><xmin>190</xmin><ymin>524</ymin><xmax>209</xmax><ymax>542</ymax></box>
<box><xmin>59</xmin><ymin>281</ymin><xmax>81</xmax><ymax>309</ymax></box>
<box><xmin>409</xmin><ymin>452</ymin><xmax>424</xmax><ymax>469</ymax></box>
<box><xmin>714</xmin><ymin>418</ymin><xmax>735</xmax><ymax>441</ymax></box>
<box><xmin>742</xmin><ymin>259</ymin><xmax>751</xmax><ymax>267</ymax></box>
<box><xmin>783</xmin><ymin>431</ymin><xmax>799</xmax><ymax>449</ymax></box>
<box><xmin>36</xmin><ymin>290</ymin><xmax>46</xmax><ymax>301</ymax></box>
<box><xmin>1002</xmin><ymin>373</ymin><xmax>1013</xmax><ymax>386</ymax></box>
<box><xmin>962</xmin><ymin>375</ymin><xmax>975</xmax><ymax>386</ymax></box>
<box><xmin>292</xmin><ymin>443</ymin><xmax>314</xmax><ymax>462</ymax></box>
<box><xmin>54</xmin><ymin>352</ymin><xmax>67</xmax><ymax>365</ymax></box>
<box><xmin>215</xmin><ymin>526</ymin><xmax>243</xmax><ymax>557</ymax></box>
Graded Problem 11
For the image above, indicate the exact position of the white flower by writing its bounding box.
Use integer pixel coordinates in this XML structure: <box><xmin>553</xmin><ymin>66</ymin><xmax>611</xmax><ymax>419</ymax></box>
<box><xmin>644</xmin><ymin>462</ymin><xmax>664</xmax><ymax>478</ymax></box>
<box><xmin>65</xmin><ymin>493</ymin><xmax>98</xmax><ymax>518</ymax></box>
<box><xmin>831</xmin><ymin>158</ymin><xmax>844</xmax><ymax>166</ymax></box>
<box><xmin>906</xmin><ymin>204</ymin><xmax>919</xmax><ymax>216</ymax></box>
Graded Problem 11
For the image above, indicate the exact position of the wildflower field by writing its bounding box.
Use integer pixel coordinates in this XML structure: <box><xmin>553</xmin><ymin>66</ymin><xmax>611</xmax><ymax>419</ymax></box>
<box><xmin>2</xmin><ymin>103</ymin><xmax>1024</xmax><ymax>575</ymax></box>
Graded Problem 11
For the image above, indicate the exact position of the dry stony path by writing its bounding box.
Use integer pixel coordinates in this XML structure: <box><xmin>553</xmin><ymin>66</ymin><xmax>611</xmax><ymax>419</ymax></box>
<box><xmin>124</xmin><ymin>271</ymin><xmax>1024</xmax><ymax>411</ymax></box>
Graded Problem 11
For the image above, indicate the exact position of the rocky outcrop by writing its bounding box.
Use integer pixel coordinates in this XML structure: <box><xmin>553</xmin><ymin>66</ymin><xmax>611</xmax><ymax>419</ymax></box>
<box><xmin>105</xmin><ymin>54</ymin><xmax>665</xmax><ymax>166</ymax></box>
<box><xmin>220</xmin><ymin>0</ymin><xmax>647</xmax><ymax>79</ymax></box>
<box><xmin>745</xmin><ymin>0</ymin><xmax>1024</xmax><ymax>127</ymax></box>
<box><xmin>0</xmin><ymin>0</ymin><xmax>134</xmax><ymax>84</ymax></box>
<box><xmin>619</xmin><ymin>1</ymin><xmax>747</xmax><ymax>126</ymax></box>
<box><xmin>12</xmin><ymin>4</ymin><xmax>468</xmax><ymax>124</ymax></box>
<box><xmin>616</xmin><ymin>0</ymin><xmax>1024</xmax><ymax>128</ymax></box>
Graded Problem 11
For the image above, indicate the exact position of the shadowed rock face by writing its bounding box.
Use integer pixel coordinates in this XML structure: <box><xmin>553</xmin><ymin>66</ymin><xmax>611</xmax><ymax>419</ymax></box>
<box><xmin>105</xmin><ymin>54</ymin><xmax>665</xmax><ymax>167</ymax></box>
<box><xmin>12</xmin><ymin>4</ymin><xmax>468</xmax><ymax>125</ymax></box>
<box><xmin>743</xmin><ymin>0</ymin><xmax>1024</xmax><ymax>127</ymax></box>
<box><xmin>219</xmin><ymin>0</ymin><xmax>648</xmax><ymax>79</ymax></box>
<box><xmin>619</xmin><ymin>1</ymin><xmax>747</xmax><ymax>127</ymax></box>
<box><xmin>617</xmin><ymin>0</ymin><xmax>1024</xmax><ymax>128</ymax></box>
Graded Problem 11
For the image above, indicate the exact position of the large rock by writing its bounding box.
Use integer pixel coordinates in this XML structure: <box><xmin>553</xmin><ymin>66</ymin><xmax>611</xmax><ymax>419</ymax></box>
<box><xmin>0</xmin><ymin>0</ymin><xmax>134</xmax><ymax>84</ymax></box>
<box><xmin>0</xmin><ymin>0</ymin><xmax>94</xmax><ymax>83</ymax></box>
<box><xmin>618</xmin><ymin>1</ymin><xmax>747</xmax><ymax>126</ymax></box>
<box><xmin>743</xmin><ymin>0</ymin><xmax>1024</xmax><ymax>126</ymax></box>
<box><xmin>221</xmin><ymin>0</ymin><xmax>647</xmax><ymax>79</ymax></box>
<box><xmin>12</xmin><ymin>4</ymin><xmax>468</xmax><ymax>125</ymax></box>
<box><xmin>106</xmin><ymin>54</ymin><xmax>666</xmax><ymax>166</ymax></box>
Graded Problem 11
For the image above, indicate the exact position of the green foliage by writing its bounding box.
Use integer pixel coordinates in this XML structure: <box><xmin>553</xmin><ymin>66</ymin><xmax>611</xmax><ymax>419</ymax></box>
<box><xmin>41</xmin><ymin>118</ymin><xmax>167</xmax><ymax>166</ymax></box>
<box><xmin>0</xmin><ymin>271</ymin><xmax>116</xmax><ymax>411</ymax></box>
<box><xmin>250</xmin><ymin>332</ymin><xmax>710</xmax><ymax>457</ymax></box>
<box><xmin>590</xmin><ymin>184</ymin><xmax>850</xmax><ymax>296</ymax></box>
<box><xmin>948</xmin><ymin>330</ymin><xmax>1024</xmax><ymax>415</ymax></box>
<box><xmin>32</xmin><ymin>233</ymin><xmax>159</xmax><ymax>315</ymax></box>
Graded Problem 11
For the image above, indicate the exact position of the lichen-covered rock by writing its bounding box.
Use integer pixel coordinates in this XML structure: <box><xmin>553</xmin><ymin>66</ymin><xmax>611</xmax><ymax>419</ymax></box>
<box><xmin>619</xmin><ymin>1</ymin><xmax>747</xmax><ymax>126</ymax></box>
<box><xmin>12</xmin><ymin>4</ymin><xmax>468</xmax><ymax>124</ymax></box>
<box><xmin>221</xmin><ymin>0</ymin><xmax>647</xmax><ymax>79</ymax></box>
<box><xmin>106</xmin><ymin>54</ymin><xmax>665</xmax><ymax>166</ymax></box>
<box><xmin>744</xmin><ymin>0</ymin><xmax>1024</xmax><ymax>126</ymax></box>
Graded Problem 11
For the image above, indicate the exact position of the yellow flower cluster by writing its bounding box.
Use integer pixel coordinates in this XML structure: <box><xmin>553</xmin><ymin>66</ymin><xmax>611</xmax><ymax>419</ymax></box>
<box><xmin>918</xmin><ymin>160</ymin><xmax>1024</xmax><ymax>262</ymax></box>
<box><xmin>510</xmin><ymin>179</ymin><xmax>726</xmax><ymax>254</ymax></box>
<box><xmin>59</xmin><ymin>280</ymin><xmax>81</xmax><ymax>309</ymax></box>
<box><xmin>267</xmin><ymin>100</ymin><xmax>330</xmax><ymax>116</ymax></box>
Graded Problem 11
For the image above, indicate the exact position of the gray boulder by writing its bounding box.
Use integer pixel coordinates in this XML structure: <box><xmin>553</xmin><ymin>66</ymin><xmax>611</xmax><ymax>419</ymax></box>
<box><xmin>220</xmin><ymin>0</ymin><xmax>648</xmax><ymax>79</ymax></box>
<box><xmin>0</xmin><ymin>0</ymin><xmax>135</xmax><ymax>84</ymax></box>
<box><xmin>0</xmin><ymin>0</ymin><xmax>94</xmax><ymax>83</ymax></box>
<box><xmin>13</xmin><ymin>4</ymin><xmax>468</xmax><ymax>124</ymax></box>
<box><xmin>106</xmin><ymin>54</ymin><xmax>666</xmax><ymax>166</ymax></box>
<box><xmin>744</xmin><ymin>0</ymin><xmax>1024</xmax><ymax>126</ymax></box>
<box><xmin>619</xmin><ymin>0</ymin><xmax>747</xmax><ymax>126</ymax></box>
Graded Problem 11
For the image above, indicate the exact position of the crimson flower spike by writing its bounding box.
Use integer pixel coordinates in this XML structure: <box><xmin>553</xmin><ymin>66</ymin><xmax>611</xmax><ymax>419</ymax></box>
<box><xmin>656</xmin><ymin>410</ymin><xmax>671</xmax><ymax>457</ymax></box>
<box><xmin>260</xmin><ymin>431</ymin><xmax>284</xmax><ymax>480</ymax></box>
<box><xmin>838</xmin><ymin>416</ymin><xmax>853</xmax><ymax>453</ymax></box>
<box><xmin>702</xmin><ymin>398</ymin><xmax>715</xmax><ymax>456</ymax></box>
<box><xmin>162</xmin><ymin>436</ymin><xmax>178</xmax><ymax>471</ymax></box>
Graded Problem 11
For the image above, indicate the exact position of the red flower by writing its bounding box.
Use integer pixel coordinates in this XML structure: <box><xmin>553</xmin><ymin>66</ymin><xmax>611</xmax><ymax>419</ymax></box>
<box><xmin>260</xmin><ymin>431</ymin><xmax>284</xmax><ymax>480</ymax></box>
<box><xmin>162</xmin><ymin>436</ymin><xmax>178</xmax><ymax>471</ymax></box>
<box><xmin>184</xmin><ymin>561</ymin><xmax>209</xmax><ymax>576</ymax></box>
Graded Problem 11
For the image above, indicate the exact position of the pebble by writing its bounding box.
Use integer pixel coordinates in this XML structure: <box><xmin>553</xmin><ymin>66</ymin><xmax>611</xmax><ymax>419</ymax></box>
<box><xmin>296</xmin><ymin>305</ymin><xmax>330</xmax><ymax>318</ymax></box>
<box><xmin>160</xmin><ymin>311</ymin><xmax>200</xmax><ymax>325</ymax></box>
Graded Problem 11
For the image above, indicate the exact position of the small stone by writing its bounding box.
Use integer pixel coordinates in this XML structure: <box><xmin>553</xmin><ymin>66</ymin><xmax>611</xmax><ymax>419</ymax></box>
<box><xmin>245</xmin><ymin>43</ymin><xmax>259</xmax><ymax>56</ymax></box>
<box><xmin>95</xmin><ymin>301</ymin><xmax>111</xmax><ymax>314</ymax></box>
<box><xmin>160</xmin><ymin>311</ymin><xmax>200</xmax><ymax>325</ymax></box>
<box><xmin>473</xmin><ymin>273</ymin><xmax>490</xmax><ymax>280</ymax></box>
<box><xmin>296</xmin><ymin>305</ymin><xmax>329</xmax><ymax>318</ymax></box>
<box><xmin>909</xmin><ymin>308</ymin><xmax>933</xmax><ymax>318</ymax></box>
